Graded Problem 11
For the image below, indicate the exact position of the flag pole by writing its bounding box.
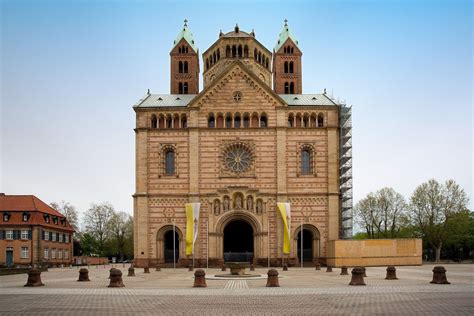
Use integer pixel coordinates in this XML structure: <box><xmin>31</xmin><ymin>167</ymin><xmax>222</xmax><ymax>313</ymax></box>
<box><xmin>267</xmin><ymin>216</ymin><xmax>270</xmax><ymax>268</ymax></box>
<box><xmin>206</xmin><ymin>219</ymin><xmax>209</xmax><ymax>269</ymax></box>
<box><xmin>301</xmin><ymin>219</ymin><xmax>303</xmax><ymax>269</ymax></box>
<box><xmin>173</xmin><ymin>219</ymin><xmax>176</xmax><ymax>271</ymax></box>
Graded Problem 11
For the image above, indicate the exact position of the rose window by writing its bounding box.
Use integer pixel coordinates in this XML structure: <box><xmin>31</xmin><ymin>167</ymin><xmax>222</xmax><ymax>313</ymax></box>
<box><xmin>223</xmin><ymin>143</ymin><xmax>253</xmax><ymax>173</ymax></box>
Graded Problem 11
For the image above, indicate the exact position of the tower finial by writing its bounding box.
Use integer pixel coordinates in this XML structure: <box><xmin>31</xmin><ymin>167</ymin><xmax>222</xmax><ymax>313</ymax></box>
<box><xmin>284</xmin><ymin>19</ymin><xmax>288</xmax><ymax>26</ymax></box>
<box><xmin>235</xmin><ymin>23</ymin><xmax>239</xmax><ymax>33</ymax></box>
<box><xmin>184</xmin><ymin>19</ymin><xmax>188</xmax><ymax>27</ymax></box>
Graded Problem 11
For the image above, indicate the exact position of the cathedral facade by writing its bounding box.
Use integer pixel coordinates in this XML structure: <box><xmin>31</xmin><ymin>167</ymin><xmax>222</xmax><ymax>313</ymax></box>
<box><xmin>133</xmin><ymin>21</ymin><xmax>353</xmax><ymax>267</ymax></box>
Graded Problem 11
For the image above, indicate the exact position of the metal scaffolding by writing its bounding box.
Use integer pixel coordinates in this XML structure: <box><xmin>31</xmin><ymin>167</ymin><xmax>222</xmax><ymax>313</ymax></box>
<box><xmin>339</xmin><ymin>104</ymin><xmax>353</xmax><ymax>239</ymax></box>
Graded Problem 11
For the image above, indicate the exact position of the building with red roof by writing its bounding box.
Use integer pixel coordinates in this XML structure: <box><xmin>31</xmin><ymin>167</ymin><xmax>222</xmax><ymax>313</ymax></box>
<box><xmin>0</xmin><ymin>193</ymin><xmax>74</xmax><ymax>267</ymax></box>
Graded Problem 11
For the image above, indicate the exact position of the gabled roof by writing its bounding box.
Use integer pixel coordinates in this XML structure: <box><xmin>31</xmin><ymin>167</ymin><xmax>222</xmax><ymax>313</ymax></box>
<box><xmin>134</xmin><ymin>94</ymin><xmax>197</xmax><ymax>108</ymax></box>
<box><xmin>274</xmin><ymin>20</ymin><xmax>299</xmax><ymax>52</ymax></box>
<box><xmin>279</xmin><ymin>94</ymin><xmax>337</xmax><ymax>106</ymax></box>
<box><xmin>0</xmin><ymin>194</ymin><xmax>75</xmax><ymax>231</ymax></box>
<box><xmin>172</xmin><ymin>19</ymin><xmax>198</xmax><ymax>53</ymax></box>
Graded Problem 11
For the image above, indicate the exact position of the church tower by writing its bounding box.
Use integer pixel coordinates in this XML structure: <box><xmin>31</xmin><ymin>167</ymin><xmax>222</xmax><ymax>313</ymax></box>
<box><xmin>273</xmin><ymin>20</ymin><xmax>302</xmax><ymax>94</ymax></box>
<box><xmin>170</xmin><ymin>20</ymin><xmax>199</xmax><ymax>94</ymax></box>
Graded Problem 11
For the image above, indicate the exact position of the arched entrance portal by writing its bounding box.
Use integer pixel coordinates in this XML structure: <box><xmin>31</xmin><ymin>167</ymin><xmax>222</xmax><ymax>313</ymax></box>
<box><xmin>223</xmin><ymin>220</ymin><xmax>254</xmax><ymax>262</ymax></box>
<box><xmin>164</xmin><ymin>230</ymin><xmax>179</xmax><ymax>263</ymax></box>
<box><xmin>297</xmin><ymin>229</ymin><xmax>313</xmax><ymax>262</ymax></box>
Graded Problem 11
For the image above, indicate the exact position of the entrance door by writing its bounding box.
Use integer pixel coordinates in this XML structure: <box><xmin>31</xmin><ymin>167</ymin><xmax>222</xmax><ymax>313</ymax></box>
<box><xmin>164</xmin><ymin>230</ymin><xmax>179</xmax><ymax>263</ymax></box>
<box><xmin>6</xmin><ymin>248</ymin><xmax>13</xmax><ymax>267</ymax></box>
<box><xmin>223</xmin><ymin>220</ymin><xmax>253</xmax><ymax>262</ymax></box>
<box><xmin>297</xmin><ymin>229</ymin><xmax>313</xmax><ymax>262</ymax></box>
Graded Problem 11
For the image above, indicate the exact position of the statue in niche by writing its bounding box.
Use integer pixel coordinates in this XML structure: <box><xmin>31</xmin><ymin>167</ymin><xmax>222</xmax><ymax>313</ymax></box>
<box><xmin>247</xmin><ymin>196</ymin><xmax>253</xmax><ymax>211</ymax></box>
<box><xmin>256</xmin><ymin>199</ymin><xmax>263</xmax><ymax>214</ymax></box>
<box><xmin>213</xmin><ymin>200</ymin><xmax>220</xmax><ymax>215</ymax></box>
<box><xmin>235</xmin><ymin>195</ymin><xmax>243</xmax><ymax>209</ymax></box>
<box><xmin>223</xmin><ymin>196</ymin><xmax>230</xmax><ymax>211</ymax></box>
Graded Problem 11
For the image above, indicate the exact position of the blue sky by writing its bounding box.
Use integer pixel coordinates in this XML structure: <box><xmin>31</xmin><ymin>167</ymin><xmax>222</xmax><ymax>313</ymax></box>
<box><xmin>1</xmin><ymin>0</ymin><xmax>472</xmax><ymax>219</ymax></box>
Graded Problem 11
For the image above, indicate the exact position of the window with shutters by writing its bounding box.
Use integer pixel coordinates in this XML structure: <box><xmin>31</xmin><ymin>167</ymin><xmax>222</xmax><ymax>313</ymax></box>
<box><xmin>45</xmin><ymin>230</ymin><xmax>49</xmax><ymax>241</ymax></box>
<box><xmin>58</xmin><ymin>249</ymin><xmax>63</xmax><ymax>259</ymax></box>
<box><xmin>21</xmin><ymin>230</ymin><xmax>29</xmax><ymax>240</ymax></box>
<box><xmin>3</xmin><ymin>212</ymin><xmax>10</xmax><ymax>222</ymax></box>
<box><xmin>52</xmin><ymin>232</ymin><xmax>56</xmax><ymax>242</ymax></box>
<box><xmin>51</xmin><ymin>248</ymin><xmax>56</xmax><ymax>259</ymax></box>
<box><xmin>21</xmin><ymin>247</ymin><xmax>29</xmax><ymax>259</ymax></box>
<box><xmin>59</xmin><ymin>234</ymin><xmax>63</xmax><ymax>243</ymax></box>
<box><xmin>6</xmin><ymin>230</ymin><xmax>13</xmax><ymax>240</ymax></box>
<box><xmin>65</xmin><ymin>249</ymin><xmax>69</xmax><ymax>259</ymax></box>
<box><xmin>44</xmin><ymin>248</ymin><xmax>49</xmax><ymax>259</ymax></box>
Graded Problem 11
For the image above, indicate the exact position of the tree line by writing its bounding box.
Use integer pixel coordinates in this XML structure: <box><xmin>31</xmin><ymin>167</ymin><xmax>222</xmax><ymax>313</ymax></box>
<box><xmin>50</xmin><ymin>201</ymin><xmax>133</xmax><ymax>261</ymax></box>
<box><xmin>354</xmin><ymin>179</ymin><xmax>472</xmax><ymax>262</ymax></box>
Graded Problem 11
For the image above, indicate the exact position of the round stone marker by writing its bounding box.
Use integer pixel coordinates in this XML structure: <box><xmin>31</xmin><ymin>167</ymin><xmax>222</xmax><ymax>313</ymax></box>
<box><xmin>193</xmin><ymin>269</ymin><xmax>207</xmax><ymax>287</ymax></box>
<box><xmin>266</xmin><ymin>269</ymin><xmax>279</xmax><ymax>287</ymax></box>
<box><xmin>78</xmin><ymin>268</ymin><xmax>90</xmax><ymax>282</ymax></box>
<box><xmin>108</xmin><ymin>268</ymin><xmax>124</xmax><ymax>287</ymax></box>
<box><xmin>144</xmin><ymin>267</ymin><xmax>150</xmax><ymax>274</ymax></box>
<box><xmin>349</xmin><ymin>267</ymin><xmax>366</xmax><ymax>286</ymax></box>
<box><xmin>431</xmin><ymin>266</ymin><xmax>450</xmax><ymax>284</ymax></box>
<box><xmin>326</xmin><ymin>265</ymin><xmax>333</xmax><ymax>272</ymax></box>
<box><xmin>24</xmin><ymin>269</ymin><xmax>44</xmax><ymax>287</ymax></box>
<box><xmin>128</xmin><ymin>266</ymin><xmax>135</xmax><ymax>277</ymax></box>
<box><xmin>340</xmin><ymin>266</ymin><xmax>349</xmax><ymax>275</ymax></box>
<box><xmin>385</xmin><ymin>266</ymin><xmax>398</xmax><ymax>280</ymax></box>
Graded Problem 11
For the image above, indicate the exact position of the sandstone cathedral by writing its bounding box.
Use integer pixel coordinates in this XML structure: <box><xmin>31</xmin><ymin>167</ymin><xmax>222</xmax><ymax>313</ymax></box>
<box><xmin>133</xmin><ymin>20</ymin><xmax>353</xmax><ymax>267</ymax></box>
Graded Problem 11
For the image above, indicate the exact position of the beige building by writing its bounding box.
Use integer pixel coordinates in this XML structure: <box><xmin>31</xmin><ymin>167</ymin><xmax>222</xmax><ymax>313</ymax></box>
<box><xmin>133</xmin><ymin>21</ymin><xmax>353</xmax><ymax>268</ymax></box>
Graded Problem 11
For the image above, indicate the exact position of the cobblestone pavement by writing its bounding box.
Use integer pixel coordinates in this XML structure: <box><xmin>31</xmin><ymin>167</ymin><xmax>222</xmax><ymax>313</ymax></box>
<box><xmin>0</xmin><ymin>264</ymin><xmax>472</xmax><ymax>315</ymax></box>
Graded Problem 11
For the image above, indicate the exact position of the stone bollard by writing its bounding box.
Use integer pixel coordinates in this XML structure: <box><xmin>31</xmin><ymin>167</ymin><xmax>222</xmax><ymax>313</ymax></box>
<box><xmin>128</xmin><ymin>266</ymin><xmax>135</xmax><ymax>277</ymax></box>
<box><xmin>188</xmin><ymin>265</ymin><xmax>194</xmax><ymax>272</ymax></box>
<box><xmin>266</xmin><ymin>269</ymin><xmax>280</xmax><ymax>287</ymax></box>
<box><xmin>340</xmin><ymin>266</ymin><xmax>349</xmax><ymax>275</ymax></box>
<box><xmin>349</xmin><ymin>267</ymin><xmax>366</xmax><ymax>286</ymax></box>
<box><xmin>108</xmin><ymin>268</ymin><xmax>124</xmax><ymax>287</ymax></box>
<box><xmin>250</xmin><ymin>264</ymin><xmax>255</xmax><ymax>271</ymax></box>
<box><xmin>283</xmin><ymin>264</ymin><xmax>288</xmax><ymax>271</ymax></box>
<box><xmin>221</xmin><ymin>265</ymin><xmax>227</xmax><ymax>272</ymax></box>
<box><xmin>156</xmin><ymin>266</ymin><xmax>161</xmax><ymax>272</ymax></box>
<box><xmin>431</xmin><ymin>266</ymin><xmax>450</xmax><ymax>284</ymax></box>
<box><xmin>362</xmin><ymin>267</ymin><xmax>367</xmax><ymax>277</ymax></box>
<box><xmin>385</xmin><ymin>266</ymin><xmax>398</xmax><ymax>280</ymax></box>
<box><xmin>144</xmin><ymin>267</ymin><xmax>150</xmax><ymax>274</ymax></box>
<box><xmin>326</xmin><ymin>265</ymin><xmax>333</xmax><ymax>272</ymax></box>
<box><xmin>78</xmin><ymin>268</ymin><xmax>90</xmax><ymax>282</ymax></box>
<box><xmin>24</xmin><ymin>269</ymin><xmax>44</xmax><ymax>287</ymax></box>
<box><xmin>315</xmin><ymin>263</ymin><xmax>321</xmax><ymax>271</ymax></box>
<box><xmin>193</xmin><ymin>269</ymin><xmax>207</xmax><ymax>287</ymax></box>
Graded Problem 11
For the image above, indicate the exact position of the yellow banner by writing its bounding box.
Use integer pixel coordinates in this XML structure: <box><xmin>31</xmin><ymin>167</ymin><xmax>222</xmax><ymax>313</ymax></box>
<box><xmin>277</xmin><ymin>203</ymin><xmax>291</xmax><ymax>254</ymax></box>
<box><xmin>185</xmin><ymin>203</ymin><xmax>200</xmax><ymax>256</ymax></box>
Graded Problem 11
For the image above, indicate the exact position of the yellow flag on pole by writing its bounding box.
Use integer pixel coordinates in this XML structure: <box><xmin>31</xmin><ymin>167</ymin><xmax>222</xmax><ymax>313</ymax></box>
<box><xmin>277</xmin><ymin>202</ymin><xmax>291</xmax><ymax>254</ymax></box>
<box><xmin>185</xmin><ymin>203</ymin><xmax>200</xmax><ymax>256</ymax></box>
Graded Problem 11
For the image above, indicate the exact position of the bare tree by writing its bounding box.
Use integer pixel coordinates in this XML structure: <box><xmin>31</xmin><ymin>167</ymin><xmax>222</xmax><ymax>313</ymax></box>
<box><xmin>354</xmin><ymin>188</ymin><xmax>408</xmax><ymax>238</ymax></box>
<box><xmin>410</xmin><ymin>179</ymin><xmax>469</xmax><ymax>262</ymax></box>
<box><xmin>50</xmin><ymin>201</ymin><xmax>79</xmax><ymax>231</ymax></box>
<box><xmin>83</xmin><ymin>202</ymin><xmax>114</xmax><ymax>256</ymax></box>
<box><xmin>108</xmin><ymin>212</ymin><xmax>132</xmax><ymax>260</ymax></box>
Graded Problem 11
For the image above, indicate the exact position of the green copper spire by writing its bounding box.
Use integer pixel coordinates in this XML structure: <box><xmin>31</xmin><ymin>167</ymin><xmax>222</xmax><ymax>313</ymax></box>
<box><xmin>173</xmin><ymin>19</ymin><xmax>198</xmax><ymax>53</ymax></box>
<box><xmin>274</xmin><ymin>19</ymin><xmax>299</xmax><ymax>52</ymax></box>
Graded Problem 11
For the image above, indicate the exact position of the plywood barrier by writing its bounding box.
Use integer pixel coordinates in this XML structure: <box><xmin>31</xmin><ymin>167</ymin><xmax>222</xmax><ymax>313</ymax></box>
<box><xmin>326</xmin><ymin>239</ymin><xmax>422</xmax><ymax>267</ymax></box>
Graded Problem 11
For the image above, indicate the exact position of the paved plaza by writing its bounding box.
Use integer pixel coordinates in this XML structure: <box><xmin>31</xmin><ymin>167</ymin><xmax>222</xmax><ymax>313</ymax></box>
<box><xmin>0</xmin><ymin>264</ymin><xmax>473</xmax><ymax>315</ymax></box>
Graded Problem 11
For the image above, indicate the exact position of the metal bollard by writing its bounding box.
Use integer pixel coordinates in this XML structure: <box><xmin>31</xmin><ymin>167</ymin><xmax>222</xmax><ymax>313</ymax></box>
<box><xmin>108</xmin><ymin>268</ymin><xmax>124</xmax><ymax>287</ymax></box>
<box><xmin>431</xmin><ymin>266</ymin><xmax>450</xmax><ymax>284</ymax></box>
<box><xmin>193</xmin><ymin>269</ymin><xmax>207</xmax><ymax>287</ymax></box>
<box><xmin>77</xmin><ymin>268</ymin><xmax>90</xmax><ymax>282</ymax></box>
<box><xmin>385</xmin><ymin>266</ymin><xmax>398</xmax><ymax>280</ymax></box>
<box><xmin>24</xmin><ymin>269</ymin><xmax>44</xmax><ymax>287</ymax></box>
<box><xmin>349</xmin><ymin>267</ymin><xmax>366</xmax><ymax>286</ymax></box>
<box><xmin>266</xmin><ymin>269</ymin><xmax>279</xmax><ymax>287</ymax></box>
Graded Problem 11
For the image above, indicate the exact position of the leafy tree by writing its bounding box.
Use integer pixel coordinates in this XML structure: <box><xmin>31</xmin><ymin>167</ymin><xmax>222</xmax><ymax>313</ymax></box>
<box><xmin>78</xmin><ymin>232</ymin><xmax>99</xmax><ymax>256</ymax></box>
<box><xmin>354</xmin><ymin>187</ymin><xmax>408</xmax><ymax>238</ymax></box>
<box><xmin>50</xmin><ymin>201</ymin><xmax>79</xmax><ymax>231</ymax></box>
<box><xmin>83</xmin><ymin>202</ymin><xmax>114</xmax><ymax>256</ymax></box>
<box><xmin>409</xmin><ymin>179</ymin><xmax>469</xmax><ymax>262</ymax></box>
<box><xmin>108</xmin><ymin>212</ymin><xmax>133</xmax><ymax>260</ymax></box>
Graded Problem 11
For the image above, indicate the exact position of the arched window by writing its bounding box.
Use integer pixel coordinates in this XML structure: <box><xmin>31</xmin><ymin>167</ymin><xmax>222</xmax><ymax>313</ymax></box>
<box><xmin>260</xmin><ymin>114</ymin><xmax>267</xmax><ymax>128</ymax></box>
<box><xmin>181</xmin><ymin>114</ymin><xmax>187</xmax><ymax>128</ymax></box>
<box><xmin>226</xmin><ymin>46</ymin><xmax>230</xmax><ymax>57</ymax></box>
<box><xmin>216</xmin><ymin>114</ymin><xmax>224</xmax><ymax>128</ymax></box>
<box><xmin>217</xmin><ymin>49</ymin><xmax>220</xmax><ymax>60</ymax></box>
<box><xmin>178</xmin><ymin>47</ymin><xmax>182</xmax><ymax>54</ymax></box>
<box><xmin>178</xmin><ymin>61</ymin><xmax>183</xmax><ymax>73</ymax></box>
<box><xmin>288</xmin><ymin>115</ymin><xmax>294</xmax><ymax>127</ymax></box>
<box><xmin>238</xmin><ymin>45</ymin><xmax>242</xmax><ymax>57</ymax></box>
<box><xmin>234</xmin><ymin>114</ymin><xmax>241</xmax><ymax>128</ymax></box>
<box><xmin>258</xmin><ymin>52</ymin><xmax>261</xmax><ymax>63</ymax></box>
<box><xmin>254</xmin><ymin>48</ymin><xmax>257</xmax><ymax>60</ymax></box>
<box><xmin>283</xmin><ymin>47</ymin><xmax>287</xmax><ymax>54</ymax></box>
<box><xmin>317</xmin><ymin>113</ymin><xmax>324</xmax><ymax>127</ymax></box>
<box><xmin>289</xmin><ymin>82</ymin><xmax>295</xmax><ymax>94</ymax></box>
<box><xmin>166</xmin><ymin>115</ymin><xmax>172</xmax><ymax>128</ymax></box>
<box><xmin>251</xmin><ymin>113</ymin><xmax>259</xmax><ymax>128</ymax></box>
<box><xmin>151</xmin><ymin>115</ymin><xmax>157</xmax><ymax>128</ymax></box>
<box><xmin>301</xmin><ymin>148</ymin><xmax>312</xmax><ymax>175</ymax></box>
<box><xmin>173</xmin><ymin>115</ymin><xmax>180</xmax><ymax>129</ymax></box>
<box><xmin>232</xmin><ymin>45</ymin><xmax>237</xmax><ymax>58</ymax></box>
<box><xmin>289</xmin><ymin>61</ymin><xmax>294</xmax><ymax>73</ymax></box>
<box><xmin>164</xmin><ymin>149</ymin><xmax>176</xmax><ymax>175</ymax></box>
<box><xmin>284</xmin><ymin>61</ymin><xmax>289</xmax><ymax>73</ymax></box>
<box><xmin>284</xmin><ymin>82</ymin><xmax>290</xmax><ymax>94</ymax></box>
<box><xmin>181</xmin><ymin>82</ymin><xmax>188</xmax><ymax>94</ymax></box>
<box><xmin>206</xmin><ymin>59</ymin><xmax>209</xmax><ymax>70</ymax></box>
<box><xmin>178</xmin><ymin>82</ymin><xmax>183</xmax><ymax>94</ymax></box>
<box><xmin>208</xmin><ymin>114</ymin><xmax>215</xmax><ymax>128</ymax></box>
<box><xmin>291</xmin><ymin>47</ymin><xmax>294</xmax><ymax>54</ymax></box>
<box><xmin>303</xmin><ymin>115</ymin><xmax>309</xmax><ymax>128</ymax></box>
<box><xmin>244</xmin><ymin>45</ymin><xmax>249</xmax><ymax>57</ymax></box>
<box><xmin>158</xmin><ymin>115</ymin><xmax>165</xmax><ymax>128</ymax></box>
<box><xmin>183</xmin><ymin>61</ymin><xmax>188</xmax><ymax>73</ymax></box>
<box><xmin>265</xmin><ymin>58</ymin><xmax>269</xmax><ymax>69</ymax></box>
<box><xmin>225</xmin><ymin>113</ymin><xmax>232</xmax><ymax>128</ymax></box>
<box><xmin>310</xmin><ymin>114</ymin><xmax>317</xmax><ymax>128</ymax></box>
<box><xmin>243</xmin><ymin>114</ymin><xmax>250</xmax><ymax>128</ymax></box>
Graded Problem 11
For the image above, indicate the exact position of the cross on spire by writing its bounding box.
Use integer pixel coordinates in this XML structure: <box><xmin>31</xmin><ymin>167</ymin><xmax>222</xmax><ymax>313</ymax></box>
<box><xmin>184</xmin><ymin>19</ymin><xmax>188</xmax><ymax>27</ymax></box>
<box><xmin>284</xmin><ymin>19</ymin><xmax>288</xmax><ymax>26</ymax></box>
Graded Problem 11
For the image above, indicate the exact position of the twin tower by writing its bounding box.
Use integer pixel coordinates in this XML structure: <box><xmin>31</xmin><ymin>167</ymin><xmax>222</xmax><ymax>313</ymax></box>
<box><xmin>170</xmin><ymin>20</ymin><xmax>302</xmax><ymax>95</ymax></box>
